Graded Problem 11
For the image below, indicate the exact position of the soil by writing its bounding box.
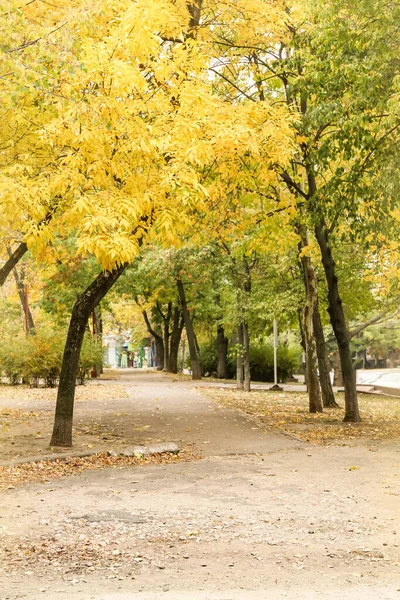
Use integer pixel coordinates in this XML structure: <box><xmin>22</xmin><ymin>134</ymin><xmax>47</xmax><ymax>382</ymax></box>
<box><xmin>0</xmin><ymin>370</ymin><xmax>399</xmax><ymax>599</ymax></box>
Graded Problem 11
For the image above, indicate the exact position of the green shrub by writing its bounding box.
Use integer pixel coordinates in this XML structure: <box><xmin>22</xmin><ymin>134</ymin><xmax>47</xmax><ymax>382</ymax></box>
<box><xmin>249</xmin><ymin>343</ymin><xmax>301</xmax><ymax>382</ymax></box>
<box><xmin>77</xmin><ymin>334</ymin><xmax>104</xmax><ymax>385</ymax></box>
<box><xmin>22</xmin><ymin>329</ymin><xmax>64</xmax><ymax>387</ymax></box>
<box><xmin>199</xmin><ymin>337</ymin><xmax>301</xmax><ymax>382</ymax></box>
<box><xmin>0</xmin><ymin>327</ymin><xmax>104</xmax><ymax>387</ymax></box>
<box><xmin>199</xmin><ymin>340</ymin><xmax>218</xmax><ymax>375</ymax></box>
<box><xmin>0</xmin><ymin>333</ymin><xmax>27</xmax><ymax>384</ymax></box>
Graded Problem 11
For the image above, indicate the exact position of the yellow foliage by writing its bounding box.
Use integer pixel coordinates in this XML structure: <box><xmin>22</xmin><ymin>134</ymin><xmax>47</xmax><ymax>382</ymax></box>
<box><xmin>1</xmin><ymin>0</ymin><xmax>296</xmax><ymax>270</ymax></box>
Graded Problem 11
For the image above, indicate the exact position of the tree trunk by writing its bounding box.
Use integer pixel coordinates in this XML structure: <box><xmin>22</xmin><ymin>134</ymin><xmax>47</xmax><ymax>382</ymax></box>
<box><xmin>300</xmin><ymin>240</ymin><xmax>323</xmax><ymax>413</ymax></box>
<box><xmin>315</xmin><ymin>221</ymin><xmax>360</xmax><ymax>422</ymax></box>
<box><xmin>236</xmin><ymin>323</ymin><xmax>244</xmax><ymax>390</ymax></box>
<box><xmin>163</xmin><ymin>321</ymin><xmax>170</xmax><ymax>371</ymax></box>
<box><xmin>91</xmin><ymin>307</ymin><xmax>102</xmax><ymax>378</ymax></box>
<box><xmin>297</xmin><ymin>307</ymin><xmax>307</xmax><ymax>388</ymax></box>
<box><xmin>155</xmin><ymin>337</ymin><xmax>164</xmax><ymax>370</ymax></box>
<box><xmin>313</xmin><ymin>305</ymin><xmax>339</xmax><ymax>408</ymax></box>
<box><xmin>181</xmin><ymin>336</ymin><xmax>186</xmax><ymax>372</ymax></box>
<box><xmin>142</xmin><ymin>309</ymin><xmax>164</xmax><ymax>370</ymax></box>
<box><xmin>243</xmin><ymin>321</ymin><xmax>251</xmax><ymax>392</ymax></box>
<box><xmin>169</xmin><ymin>307</ymin><xmax>184</xmax><ymax>374</ymax></box>
<box><xmin>176</xmin><ymin>278</ymin><xmax>201</xmax><ymax>379</ymax></box>
<box><xmin>50</xmin><ymin>264</ymin><xmax>128</xmax><ymax>447</ymax></box>
<box><xmin>216</xmin><ymin>324</ymin><xmax>228</xmax><ymax>379</ymax></box>
<box><xmin>0</xmin><ymin>242</ymin><xmax>28</xmax><ymax>287</ymax></box>
<box><xmin>155</xmin><ymin>301</ymin><xmax>172</xmax><ymax>372</ymax></box>
<box><xmin>11</xmin><ymin>263</ymin><xmax>35</xmax><ymax>334</ymax></box>
<box><xmin>333</xmin><ymin>350</ymin><xmax>343</xmax><ymax>386</ymax></box>
<box><xmin>99</xmin><ymin>311</ymin><xmax>104</xmax><ymax>374</ymax></box>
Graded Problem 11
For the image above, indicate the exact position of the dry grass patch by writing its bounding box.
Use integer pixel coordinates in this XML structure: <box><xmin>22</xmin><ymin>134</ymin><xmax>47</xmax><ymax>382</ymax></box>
<box><xmin>202</xmin><ymin>388</ymin><xmax>400</xmax><ymax>444</ymax></box>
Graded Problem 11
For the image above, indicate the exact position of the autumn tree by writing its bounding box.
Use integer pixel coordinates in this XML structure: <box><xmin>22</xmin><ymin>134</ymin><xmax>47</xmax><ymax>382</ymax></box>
<box><xmin>32</xmin><ymin>0</ymin><xmax>294</xmax><ymax>445</ymax></box>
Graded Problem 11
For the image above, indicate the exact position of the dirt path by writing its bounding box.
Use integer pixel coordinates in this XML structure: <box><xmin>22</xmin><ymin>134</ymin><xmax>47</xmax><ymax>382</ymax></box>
<box><xmin>1</xmin><ymin>371</ymin><xmax>399</xmax><ymax>599</ymax></box>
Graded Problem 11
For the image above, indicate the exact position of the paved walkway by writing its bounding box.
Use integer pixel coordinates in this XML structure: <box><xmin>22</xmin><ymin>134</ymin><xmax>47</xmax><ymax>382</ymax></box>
<box><xmin>0</xmin><ymin>371</ymin><xmax>399</xmax><ymax>600</ymax></box>
<box><xmin>95</xmin><ymin>370</ymin><xmax>300</xmax><ymax>457</ymax></box>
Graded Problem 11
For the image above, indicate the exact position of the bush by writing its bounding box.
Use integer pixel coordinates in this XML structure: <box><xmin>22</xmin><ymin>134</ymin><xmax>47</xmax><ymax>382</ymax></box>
<box><xmin>249</xmin><ymin>343</ymin><xmax>301</xmax><ymax>382</ymax></box>
<box><xmin>199</xmin><ymin>337</ymin><xmax>301</xmax><ymax>382</ymax></box>
<box><xmin>22</xmin><ymin>329</ymin><xmax>64</xmax><ymax>387</ymax></box>
<box><xmin>199</xmin><ymin>340</ymin><xmax>218</xmax><ymax>375</ymax></box>
<box><xmin>77</xmin><ymin>334</ymin><xmax>104</xmax><ymax>385</ymax></box>
<box><xmin>0</xmin><ymin>333</ymin><xmax>27</xmax><ymax>384</ymax></box>
<box><xmin>0</xmin><ymin>327</ymin><xmax>104</xmax><ymax>387</ymax></box>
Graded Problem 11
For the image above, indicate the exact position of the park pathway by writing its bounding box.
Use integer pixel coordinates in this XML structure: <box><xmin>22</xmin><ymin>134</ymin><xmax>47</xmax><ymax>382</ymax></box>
<box><xmin>0</xmin><ymin>370</ymin><xmax>399</xmax><ymax>600</ymax></box>
<box><xmin>96</xmin><ymin>369</ymin><xmax>299</xmax><ymax>457</ymax></box>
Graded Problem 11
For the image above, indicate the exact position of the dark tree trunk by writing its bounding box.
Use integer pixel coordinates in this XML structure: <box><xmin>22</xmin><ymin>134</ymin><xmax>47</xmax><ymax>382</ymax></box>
<box><xmin>163</xmin><ymin>302</ymin><xmax>172</xmax><ymax>372</ymax></box>
<box><xmin>299</xmin><ymin>231</ymin><xmax>322</xmax><ymax>413</ymax></box>
<box><xmin>236</xmin><ymin>323</ymin><xmax>244</xmax><ymax>390</ymax></box>
<box><xmin>169</xmin><ymin>307</ymin><xmax>184</xmax><ymax>374</ymax></box>
<box><xmin>241</xmin><ymin>258</ymin><xmax>252</xmax><ymax>391</ymax></box>
<box><xmin>91</xmin><ymin>307</ymin><xmax>102</xmax><ymax>378</ymax></box>
<box><xmin>216</xmin><ymin>324</ymin><xmax>228</xmax><ymax>379</ymax></box>
<box><xmin>177</xmin><ymin>278</ymin><xmax>201</xmax><ymax>379</ymax></box>
<box><xmin>315</xmin><ymin>221</ymin><xmax>360</xmax><ymax>422</ymax></box>
<box><xmin>98</xmin><ymin>310</ymin><xmax>104</xmax><ymax>374</ymax></box>
<box><xmin>243</xmin><ymin>321</ymin><xmax>251</xmax><ymax>392</ymax></box>
<box><xmin>11</xmin><ymin>263</ymin><xmax>35</xmax><ymax>334</ymax></box>
<box><xmin>181</xmin><ymin>336</ymin><xmax>186</xmax><ymax>372</ymax></box>
<box><xmin>155</xmin><ymin>301</ymin><xmax>172</xmax><ymax>372</ymax></box>
<box><xmin>155</xmin><ymin>338</ymin><xmax>164</xmax><ymax>370</ymax></box>
<box><xmin>333</xmin><ymin>350</ymin><xmax>343</xmax><ymax>386</ymax></box>
<box><xmin>142</xmin><ymin>309</ymin><xmax>164</xmax><ymax>370</ymax></box>
<box><xmin>0</xmin><ymin>242</ymin><xmax>28</xmax><ymax>287</ymax></box>
<box><xmin>297</xmin><ymin>308</ymin><xmax>307</xmax><ymax>388</ymax></box>
<box><xmin>297</xmin><ymin>227</ymin><xmax>322</xmax><ymax>412</ymax></box>
<box><xmin>313</xmin><ymin>305</ymin><xmax>339</xmax><ymax>408</ymax></box>
<box><xmin>50</xmin><ymin>264</ymin><xmax>128</xmax><ymax>447</ymax></box>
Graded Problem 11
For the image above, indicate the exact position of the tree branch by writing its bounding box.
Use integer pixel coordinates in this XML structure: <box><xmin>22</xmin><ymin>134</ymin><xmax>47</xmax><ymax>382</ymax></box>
<box><xmin>280</xmin><ymin>171</ymin><xmax>308</xmax><ymax>200</ymax></box>
<box><xmin>0</xmin><ymin>241</ymin><xmax>28</xmax><ymax>286</ymax></box>
<box><xmin>142</xmin><ymin>309</ymin><xmax>163</xmax><ymax>342</ymax></box>
<box><xmin>349</xmin><ymin>308</ymin><xmax>400</xmax><ymax>339</ymax></box>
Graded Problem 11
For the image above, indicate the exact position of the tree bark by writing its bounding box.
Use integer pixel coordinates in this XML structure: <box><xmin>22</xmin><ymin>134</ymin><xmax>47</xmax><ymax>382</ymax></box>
<box><xmin>315</xmin><ymin>221</ymin><xmax>360</xmax><ymax>422</ymax></box>
<box><xmin>297</xmin><ymin>308</ymin><xmax>307</xmax><ymax>388</ymax></box>
<box><xmin>0</xmin><ymin>242</ymin><xmax>28</xmax><ymax>287</ymax></box>
<box><xmin>50</xmin><ymin>264</ymin><xmax>128</xmax><ymax>447</ymax></box>
<box><xmin>155</xmin><ymin>301</ymin><xmax>172</xmax><ymax>372</ymax></box>
<box><xmin>313</xmin><ymin>304</ymin><xmax>339</xmax><ymax>408</ymax></box>
<box><xmin>142</xmin><ymin>309</ymin><xmax>164</xmax><ymax>370</ymax></box>
<box><xmin>300</xmin><ymin>235</ymin><xmax>323</xmax><ymax>413</ymax></box>
<box><xmin>243</xmin><ymin>321</ymin><xmax>251</xmax><ymax>392</ymax></box>
<box><xmin>216</xmin><ymin>324</ymin><xmax>228</xmax><ymax>379</ymax></box>
<box><xmin>333</xmin><ymin>349</ymin><xmax>343</xmax><ymax>386</ymax></box>
<box><xmin>236</xmin><ymin>323</ymin><xmax>244</xmax><ymax>390</ymax></box>
<box><xmin>169</xmin><ymin>307</ymin><xmax>184</xmax><ymax>374</ymax></box>
<box><xmin>176</xmin><ymin>278</ymin><xmax>201</xmax><ymax>379</ymax></box>
<box><xmin>11</xmin><ymin>263</ymin><xmax>35</xmax><ymax>334</ymax></box>
<box><xmin>91</xmin><ymin>307</ymin><xmax>102</xmax><ymax>378</ymax></box>
<box><xmin>155</xmin><ymin>337</ymin><xmax>164</xmax><ymax>370</ymax></box>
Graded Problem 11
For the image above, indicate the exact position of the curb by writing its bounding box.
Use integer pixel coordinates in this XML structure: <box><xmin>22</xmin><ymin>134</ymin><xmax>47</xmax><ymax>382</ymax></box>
<box><xmin>0</xmin><ymin>443</ymin><xmax>180</xmax><ymax>468</ymax></box>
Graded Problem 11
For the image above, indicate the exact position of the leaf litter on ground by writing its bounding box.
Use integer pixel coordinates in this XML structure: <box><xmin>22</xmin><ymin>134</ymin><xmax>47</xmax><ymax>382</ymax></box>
<box><xmin>0</xmin><ymin>450</ymin><xmax>196</xmax><ymax>491</ymax></box>
<box><xmin>201</xmin><ymin>388</ymin><xmax>400</xmax><ymax>445</ymax></box>
<box><xmin>0</xmin><ymin>383</ymin><xmax>128</xmax><ymax>403</ymax></box>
